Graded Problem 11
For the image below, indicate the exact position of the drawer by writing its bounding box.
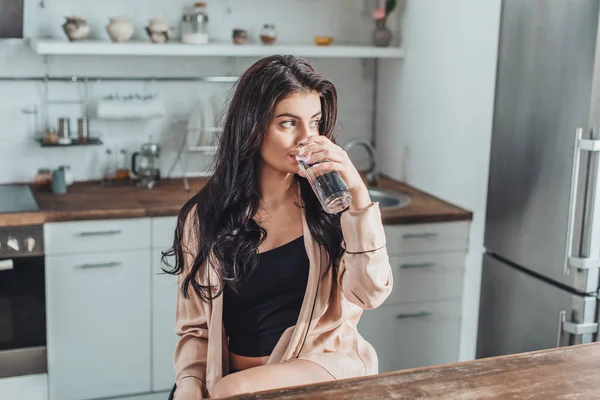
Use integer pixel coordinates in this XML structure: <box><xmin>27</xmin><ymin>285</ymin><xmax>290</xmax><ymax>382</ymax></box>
<box><xmin>384</xmin><ymin>221</ymin><xmax>470</xmax><ymax>255</ymax></box>
<box><xmin>152</xmin><ymin>216</ymin><xmax>178</xmax><ymax>249</ymax></box>
<box><xmin>358</xmin><ymin>300</ymin><xmax>462</xmax><ymax>373</ymax></box>
<box><xmin>44</xmin><ymin>218</ymin><xmax>151</xmax><ymax>256</ymax></box>
<box><xmin>385</xmin><ymin>252</ymin><xmax>465</xmax><ymax>305</ymax></box>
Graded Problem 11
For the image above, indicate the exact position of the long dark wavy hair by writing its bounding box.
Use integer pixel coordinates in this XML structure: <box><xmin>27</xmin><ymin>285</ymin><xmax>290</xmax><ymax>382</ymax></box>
<box><xmin>162</xmin><ymin>55</ymin><xmax>344</xmax><ymax>302</ymax></box>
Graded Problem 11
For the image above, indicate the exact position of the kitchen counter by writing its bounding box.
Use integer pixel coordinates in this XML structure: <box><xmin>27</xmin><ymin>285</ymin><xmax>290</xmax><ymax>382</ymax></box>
<box><xmin>227</xmin><ymin>343</ymin><xmax>600</xmax><ymax>399</ymax></box>
<box><xmin>0</xmin><ymin>176</ymin><xmax>472</xmax><ymax>227</ymax></box>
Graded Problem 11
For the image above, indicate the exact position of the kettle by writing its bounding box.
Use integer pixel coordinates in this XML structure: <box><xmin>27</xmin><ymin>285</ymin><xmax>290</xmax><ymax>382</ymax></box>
<box><xmin>131</xmin><ymin>139</ymin><xmax>161</xmax><ymax>189</ymax></box>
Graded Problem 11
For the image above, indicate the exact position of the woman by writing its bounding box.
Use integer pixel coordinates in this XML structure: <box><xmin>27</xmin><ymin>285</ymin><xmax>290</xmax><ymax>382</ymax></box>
<box><xmin>164</xmin><ymin>55</ymin><xmax>392</xmax><ymax>399</ymax></box>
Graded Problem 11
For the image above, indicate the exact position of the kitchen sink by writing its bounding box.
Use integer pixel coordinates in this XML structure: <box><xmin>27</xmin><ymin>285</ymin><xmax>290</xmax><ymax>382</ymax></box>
<box><xmin>367</xmin><ymin>188</ymin><xmax>411</xmax><ymax>209</ymax></box>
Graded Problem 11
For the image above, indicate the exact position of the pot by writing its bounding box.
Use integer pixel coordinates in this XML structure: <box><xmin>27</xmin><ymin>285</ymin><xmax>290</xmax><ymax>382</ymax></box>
<box><xmin>106</xmin><ymin>17</ymin><xmax>134</xmax><ymax>43</ymax></box>
<box><xmin>62</xmin><ymin>16</ymin><xmax>90</xmax><ymax>42</ymax></box>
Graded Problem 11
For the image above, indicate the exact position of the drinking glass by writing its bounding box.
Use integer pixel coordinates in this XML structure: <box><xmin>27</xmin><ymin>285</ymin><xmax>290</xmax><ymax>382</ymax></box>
<box><xmin>296</xmin><ymin>156</ymin><xmax>352</xmax><ymax>214</ymax></box>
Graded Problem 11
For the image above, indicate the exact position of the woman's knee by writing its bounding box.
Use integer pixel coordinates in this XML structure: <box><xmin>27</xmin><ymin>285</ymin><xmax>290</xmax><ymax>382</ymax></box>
<box><xmin>210</xmin><ymin>373</ymin><xmax>250</xmax><ymax>398</ymax></box>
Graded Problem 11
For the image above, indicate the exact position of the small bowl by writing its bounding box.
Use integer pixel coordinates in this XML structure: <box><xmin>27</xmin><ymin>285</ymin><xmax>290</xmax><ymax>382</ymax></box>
<box><xmin>314</xmin><ymin>36</ymin><xmax>333</xmax><ymax>46</ymax></box>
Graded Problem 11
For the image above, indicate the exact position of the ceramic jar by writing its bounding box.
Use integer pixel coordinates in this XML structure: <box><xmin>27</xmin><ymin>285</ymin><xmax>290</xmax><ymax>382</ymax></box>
<box><xmin>260</xmin><ymin>24</ymin><xmax>277</xmax><ymax>45</ymax></box>
<box><xmin>146</xmin><ymin>18</ymin><xmax>172</xmax><ymax>44</ymax></box>
<box><xmin>106</xmin><ymin>17</ymin><xmax>134</xmax><ymax>43</ymax></box>
<box><xmin>62</xmin><ymin>16</ymin><xmax>90</xmax><ymax>42</ymax></box>
<box><xmin>232</xmin><ymin>29</ymin><xmax>248</xmax><ymax>45</ymax></box>
<box><xmin>373</xmin><ymin>19</ymin><xmax>392</xmax><ymax>47</ymax></box>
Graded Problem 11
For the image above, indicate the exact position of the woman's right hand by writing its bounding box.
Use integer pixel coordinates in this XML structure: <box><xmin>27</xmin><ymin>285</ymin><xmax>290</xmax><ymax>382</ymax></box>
<box><xmin>174</xmin><ymin>379</ymin><xmax>205</xmax><ymax>400</ymax></box>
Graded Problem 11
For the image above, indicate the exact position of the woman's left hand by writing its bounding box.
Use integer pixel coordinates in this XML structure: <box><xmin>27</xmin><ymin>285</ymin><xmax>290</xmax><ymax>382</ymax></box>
<box><xmin>293</xmin><ymin>136</ymin><xmax>372</xmax><ymax>211</ymax></box>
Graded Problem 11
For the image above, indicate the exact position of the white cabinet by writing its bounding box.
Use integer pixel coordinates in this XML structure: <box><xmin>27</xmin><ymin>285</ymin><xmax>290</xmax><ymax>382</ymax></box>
<box><xmin>358</xmin><ymin>300</ymin><xmax>462</xmax><ymax>373</ymax></box>
<box><xmin>357</xmin><ymin>220</ymin><xmax>469</xmax><ymax>373</ymax></box>
<box><xmin>44</xmin><ymin>216</ymin><xmax>180</xmax><ymax>400</ymax></box>
<box><xmin>44</xmin><ymin>218</ymin><xmax>151</xmax><ymax>256</ymax></box>
<box><xmin>386</xmin><ymin>252</ymin><xmax>465</xmax><ymax>305</ymax></box>
<box><xmin>384</xmin><ymin>221</ymin><xmax>469</xmax><ymax>255</ymax></box>
<box><xmin>45</xmin><ymin>250</ymin><xmax>151</xmax><ymax>400</ymax></box>
<box><xmin>151</xmin><ymin>217</ymin><xmax>179</xmax><ymax>392</ymax></box>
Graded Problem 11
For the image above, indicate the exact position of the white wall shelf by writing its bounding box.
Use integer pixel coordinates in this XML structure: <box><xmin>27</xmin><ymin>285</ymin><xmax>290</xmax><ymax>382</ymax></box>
<box><xmin>29</xmin><ymin>38</ymin><xmax>405</xmax><ymax>59</ymax></box>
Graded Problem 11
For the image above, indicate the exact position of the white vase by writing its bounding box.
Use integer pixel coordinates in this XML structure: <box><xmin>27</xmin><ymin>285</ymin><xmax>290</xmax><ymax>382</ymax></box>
<box><xmin>146</xmin><ymin>18</ymin><xmax>172</xmax><ymax>44</ymax></box>
<box><xmin>106</xmin><ymin>17</ymin><xmax>134</xmax><ymax>43</ymax></box>
<box><xmin>62</xmin><ymin>16</ymin><xmax>90</xmax><ymax>42</ymax></box>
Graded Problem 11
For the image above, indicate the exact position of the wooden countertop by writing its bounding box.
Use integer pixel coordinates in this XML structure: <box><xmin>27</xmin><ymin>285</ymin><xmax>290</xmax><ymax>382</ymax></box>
<box><xmin>227</xmin><ymin>343</ymin><xmax>600</xmax><ymax>399</ymax></box>
<box><xmin>0</xmin><ymin>176</ymin><xmax>472</xmax><ymax>227</ymax></box>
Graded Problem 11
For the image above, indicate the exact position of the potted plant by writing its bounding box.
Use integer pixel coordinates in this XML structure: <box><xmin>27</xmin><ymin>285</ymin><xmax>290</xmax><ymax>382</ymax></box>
<box><xmin>373</xmin><ymin>0</ymin><xmax>398</xmax><ymax>47</ymax></box>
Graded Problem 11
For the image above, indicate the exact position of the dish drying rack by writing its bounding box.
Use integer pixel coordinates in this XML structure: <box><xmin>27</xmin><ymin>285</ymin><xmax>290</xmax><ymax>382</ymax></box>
<box><xmin>180</xmin><ymin>125</ymin><xmax>222</xmax><ymax>191</ymax></box>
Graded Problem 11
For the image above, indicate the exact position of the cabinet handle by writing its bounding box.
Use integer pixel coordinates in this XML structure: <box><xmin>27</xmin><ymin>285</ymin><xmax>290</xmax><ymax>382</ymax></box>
<box><xmin>77</xmin><ymin>261</ymin><xmax>122</xmax><ymax>269</ymax></box>
<box><xmin>401</xmin><ymin>233</ymin><xmax>438</xmax><ymax>239</ymax></box>
<box><xmin>396</xmin><ymin>311</ymin><xmax>433</xmax><ymax>320</ymax></box>
<box><xmin>400</xmin><ymin>262</ymin><xmax>436</xmax><ymax>269</ymax></box>
<box><xmin>77</xmin><ymin>230</ymin><xmax>122</xmax><ymax>237</ymax></box>
<box><xmin>0</xmin><ymin>259</ymin><xmax>14</xmax><ymax>271</ymax></box>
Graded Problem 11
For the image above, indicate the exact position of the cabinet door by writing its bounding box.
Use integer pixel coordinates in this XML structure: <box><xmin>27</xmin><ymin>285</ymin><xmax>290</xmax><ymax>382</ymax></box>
<box><xmin>385</xmin><ymin>252</ymin><xmax>465</xmax><ymax>305</ymax></box>
<box><xmin>152</xmin><ymin>249</ymin><xmax>179</xmax><ymax>392</ymax></box>
<box><xmin>46</xmin><ymin>250</ymin><xmax>151</xmax><ymax>400</ymax></box>
<box><xmin>44</xmin><ymin>218</ymin><xmax>151</xmax><ymax>256</ymax></box>
<box><xmin>358</xmin><ymin>300</ymin><xmax>461</xmax><ymax>373</ymax></box>
<box><xmin>384</xmin><ymin>222</ymin><xmax>470</xmax><ymax>256</ymax></box>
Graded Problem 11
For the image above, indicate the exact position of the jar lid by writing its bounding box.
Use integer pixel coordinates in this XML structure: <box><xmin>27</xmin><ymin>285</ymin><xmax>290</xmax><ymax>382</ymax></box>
<box><xmin>194</xmin><ymin>2</ymin><xmax>207</xmax><ymax>7</ymax></box>
<box><xmin>141</xmin><ymin>142</ymin><xmax>160</xmax><ymax>154</ymax></box>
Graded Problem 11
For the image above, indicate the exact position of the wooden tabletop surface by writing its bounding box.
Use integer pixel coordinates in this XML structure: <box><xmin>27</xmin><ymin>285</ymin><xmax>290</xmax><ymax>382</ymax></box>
<box><xmin>226</xmin><ymin>343</ymin><xmax>600</xmax><ymax>399</ymax></box>
<box><xmin>0</xmin><ymin>175</ymin><xmax>472</xmax><ymax>227</ymax></box>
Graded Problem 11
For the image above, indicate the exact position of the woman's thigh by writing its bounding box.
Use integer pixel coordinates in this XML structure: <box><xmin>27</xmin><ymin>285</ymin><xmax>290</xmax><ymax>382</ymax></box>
<box><xmin>211</xmin><ymin>359</ymin><xmax>335</xmax><ymax>398</ymax></box>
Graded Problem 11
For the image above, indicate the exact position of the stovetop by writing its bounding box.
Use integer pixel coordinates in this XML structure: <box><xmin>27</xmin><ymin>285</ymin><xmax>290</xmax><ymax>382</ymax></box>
<box><xmin>0</xmin><ymin>185</ymin><xmax>39</xmax><ymax>214</ymax></box>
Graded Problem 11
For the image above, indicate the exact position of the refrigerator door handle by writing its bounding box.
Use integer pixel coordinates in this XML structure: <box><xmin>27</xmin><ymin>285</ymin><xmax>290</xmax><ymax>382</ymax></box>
<box><xmin>556</xmin><ymin>310</ymin><xmax>599</xmax><ymax>347</ymax></box>
<box><xmin>556</xmin><ymin>310</ymin><xmax>566</xmax><ymax>347</ymax></box>
<box><xmin>564</xmin><ymin>128</ymin><xmax>585</xmax><ymax>275</ymax></box>
<box><xmin>564</xmin><ymin>129</ymin><xmax>600</xmax><ymax>275</ymax></box>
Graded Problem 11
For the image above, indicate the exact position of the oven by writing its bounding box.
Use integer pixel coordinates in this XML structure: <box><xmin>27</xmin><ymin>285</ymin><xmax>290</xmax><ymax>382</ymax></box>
<box><xmin>0</xmin><ymin>225</ymin><xmax>46</xmax><ymax>378</ymax></box>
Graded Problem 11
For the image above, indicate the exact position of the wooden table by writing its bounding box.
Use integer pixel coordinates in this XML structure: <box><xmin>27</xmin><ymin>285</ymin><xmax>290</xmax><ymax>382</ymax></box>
<box><xmin>227</xmin><ymin>343</ymin><xmax>600</xmax><ymax>399</ymax></box>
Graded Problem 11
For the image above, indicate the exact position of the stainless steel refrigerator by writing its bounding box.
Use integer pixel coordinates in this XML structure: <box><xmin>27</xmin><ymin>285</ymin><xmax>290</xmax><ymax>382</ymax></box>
<box><xmin>477</xmin><ymin>0</ymin><xmax>600</xmax><ymax>358</ymax></box>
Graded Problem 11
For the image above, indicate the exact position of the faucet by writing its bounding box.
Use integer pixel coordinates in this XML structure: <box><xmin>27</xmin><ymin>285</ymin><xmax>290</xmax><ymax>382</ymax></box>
<box><xmin>342</xmin><ymin>139</ymin><xmax>379</xmax><ymax>187</ymax></box>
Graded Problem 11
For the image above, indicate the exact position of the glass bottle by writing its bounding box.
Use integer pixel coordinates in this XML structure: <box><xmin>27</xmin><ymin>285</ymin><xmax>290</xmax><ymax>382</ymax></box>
<box><xmin>260</xmin><ymin>24</ymin><xmax>277</xmax><ymax>45</ymax></box>
<box><xmin>181</xmin><ymin>2</ymin><xmax>209</xmax><ymax>44</ymax></box>
<box><xmin>103</xmin><ymin>148</ymin><xmax>116</xmax><ymax>183</ymax></box>
<box><xmin>116</xmin><ymin>148</ymin><xmax>130</xmax><ymax>180</ymax></box>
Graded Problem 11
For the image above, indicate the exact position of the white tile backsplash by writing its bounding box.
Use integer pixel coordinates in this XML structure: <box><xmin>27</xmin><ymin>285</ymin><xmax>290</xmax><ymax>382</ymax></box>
<box><xmin>0</xmin><ymin>0</ymin><xmax>378</xmax><ymax>184</ymax></box>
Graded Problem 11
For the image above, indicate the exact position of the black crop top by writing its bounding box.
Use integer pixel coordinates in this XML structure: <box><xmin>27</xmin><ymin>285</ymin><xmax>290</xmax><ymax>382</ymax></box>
<box><xmin>223</xmin><ymin>236</ymin><xmax>309</xmax><ymax>357</ymax></box>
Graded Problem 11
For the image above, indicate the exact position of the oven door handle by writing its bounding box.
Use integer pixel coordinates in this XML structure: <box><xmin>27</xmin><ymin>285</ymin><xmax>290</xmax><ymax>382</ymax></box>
<box><xmin>0</xmin><ymin>259</ymin><xmax>14</xmax><ymax>271</ymax></box>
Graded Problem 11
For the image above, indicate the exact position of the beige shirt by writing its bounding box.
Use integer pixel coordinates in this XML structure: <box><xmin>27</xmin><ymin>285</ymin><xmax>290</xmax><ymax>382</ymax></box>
<box><xmin>174</xmin><ymin>202</ymin><xmax>392</xmax><ymax>397</ymax></box>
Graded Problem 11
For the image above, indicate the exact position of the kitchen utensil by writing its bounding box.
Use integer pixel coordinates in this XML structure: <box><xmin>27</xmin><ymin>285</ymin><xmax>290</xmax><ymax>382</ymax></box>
<box><xmin>57</xmin><ymin>118</ymin><xmax>71</xmax><ymax>145</ymax></box>
<box><xmin>77</xmin><ymin>117</ymin><xmax>89</xmax><ymax>143</ymax></box>
<box><xmin>51</xmin><ymin>168</ymin><xmax>67</xmax><ymax>195</ymax></box>
<box><xmin>131</xmin><ymin>138</ymin><xmax>161</xmax><ymax>189</ymax></box>
<box><xmin>60</xmin><ymin>165</ymin><xmax>73</xmax><ymax>186</ymax></box>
